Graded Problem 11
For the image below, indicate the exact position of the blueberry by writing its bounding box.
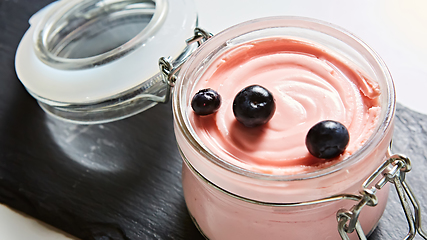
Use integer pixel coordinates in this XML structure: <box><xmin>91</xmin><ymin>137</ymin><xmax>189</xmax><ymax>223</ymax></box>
<box><xmin>233</xmin><ymin>85</ymin><xmax>276</xmax><ymax>127</ymax></box>
<box><xmin>191</xmin><ymin>88</ymin><xmax>221</xmax><ymax>116</ymax></box>
<box><xmin>305</xmin><ymin>120</ymin><xmax>350</xmax><ymax>159</ymax></box>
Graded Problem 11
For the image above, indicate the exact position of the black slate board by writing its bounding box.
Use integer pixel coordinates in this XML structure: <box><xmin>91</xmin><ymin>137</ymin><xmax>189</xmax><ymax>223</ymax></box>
<box><xmin>0</xmin><ymin>1</ymin><xmax>426</xmax><ymax>239</ymax></box>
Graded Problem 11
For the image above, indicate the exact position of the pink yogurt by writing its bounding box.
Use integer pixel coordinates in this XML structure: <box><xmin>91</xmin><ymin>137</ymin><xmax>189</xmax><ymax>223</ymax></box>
<box><xmin>189</xmin><ymin>37</ymin><xmax>381</xmax><ymax>175</ymax></box>
<box><xmin>173</xmin><ymin>17</ymin><xmax>395</xmax><ymax>240</ymax></box>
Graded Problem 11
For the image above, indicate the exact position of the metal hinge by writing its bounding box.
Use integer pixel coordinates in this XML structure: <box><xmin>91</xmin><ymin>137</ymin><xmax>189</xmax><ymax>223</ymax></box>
<box><xmin>337</xmin><ymin>150</ymin><xmax>427</xmax><ymax>240</ymax></box>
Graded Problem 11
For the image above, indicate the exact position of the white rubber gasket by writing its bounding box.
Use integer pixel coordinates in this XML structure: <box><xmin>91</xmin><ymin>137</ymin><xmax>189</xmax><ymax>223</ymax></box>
<box><xmin>15</xmin><ymin>0</ymin><xmax>197</xmax><ymax>104</ymax></box>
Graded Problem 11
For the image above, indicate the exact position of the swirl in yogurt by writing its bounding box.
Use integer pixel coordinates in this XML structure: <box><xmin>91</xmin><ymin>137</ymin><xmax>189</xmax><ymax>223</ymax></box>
<box><xmin>189</xmin><ymin>38</ymin><xmax>381</xmax><ymax>174</ymax></box>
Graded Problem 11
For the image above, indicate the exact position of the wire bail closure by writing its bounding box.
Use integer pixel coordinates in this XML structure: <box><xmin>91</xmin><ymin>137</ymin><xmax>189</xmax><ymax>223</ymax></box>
<box><xmin>337</xmin><ymin>149</ymin><xmax>427</xmax><ymax>240</ymax></box>
<box><xmin>159</xmin><ymin>27</ymin><xmax>212</xmax><ymax>103</ymax></box>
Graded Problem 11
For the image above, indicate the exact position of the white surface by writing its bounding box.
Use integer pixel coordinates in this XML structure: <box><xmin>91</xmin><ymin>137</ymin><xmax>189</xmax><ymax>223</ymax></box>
<box><xmin>3</xmin><ymin>0</ymin><xmax>427</xmax><ymax>239</ymax></box>
<box><xmin>0</xmin><ymin>205</ymin><xmax>76</xmax><ymax>239</ymax></box>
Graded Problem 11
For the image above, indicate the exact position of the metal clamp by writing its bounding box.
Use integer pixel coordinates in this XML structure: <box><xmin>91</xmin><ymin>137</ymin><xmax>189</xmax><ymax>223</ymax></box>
<box><xmin>337</xmin><ymin>151</ymin><xmax>427</xmax><ymax>240</ymax></box>
<box><xmin>158</xmin><ymin>27</ymin><xmax>212</xmax><ymax>102</ymax></box>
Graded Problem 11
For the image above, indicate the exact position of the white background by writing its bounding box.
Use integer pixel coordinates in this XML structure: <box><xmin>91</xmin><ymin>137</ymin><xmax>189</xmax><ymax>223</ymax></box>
<box><xmin>2</xmin><ymin>0</ymin><xmax>427</xmax><ymax>239</ymax></box>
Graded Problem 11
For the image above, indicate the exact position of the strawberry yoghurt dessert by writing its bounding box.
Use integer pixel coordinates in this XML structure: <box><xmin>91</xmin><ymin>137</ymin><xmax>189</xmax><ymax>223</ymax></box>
<box><xmin>173</xmin><ymin>17</ymin><xmax>395</xmax><ymax>240</ymax></box>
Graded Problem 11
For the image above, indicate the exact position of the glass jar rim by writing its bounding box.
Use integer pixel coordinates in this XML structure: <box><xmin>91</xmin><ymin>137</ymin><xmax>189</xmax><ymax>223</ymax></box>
<box><xmin>33</xmin><ymin>0</ymin><xmax>168</xmax><ymax>70</ymax></box>
<box><xmin>173</xmin><ymin>16</ymin><xmax>396</xmax><ymax>182</ymax></box>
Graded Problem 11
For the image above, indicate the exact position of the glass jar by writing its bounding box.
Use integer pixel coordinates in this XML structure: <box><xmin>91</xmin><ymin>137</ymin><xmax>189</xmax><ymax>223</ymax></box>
<box><xmin>173</xmin><ymin>17</ymin><xmax>396</xmax><ymax>240</ymax></box>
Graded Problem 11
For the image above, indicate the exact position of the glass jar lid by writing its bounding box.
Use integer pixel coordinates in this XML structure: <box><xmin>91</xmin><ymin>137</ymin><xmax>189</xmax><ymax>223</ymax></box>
<box><xmin>15</xmin><ymin>0</ymin><xmax>198</xmax><ymax>124</ymax></box>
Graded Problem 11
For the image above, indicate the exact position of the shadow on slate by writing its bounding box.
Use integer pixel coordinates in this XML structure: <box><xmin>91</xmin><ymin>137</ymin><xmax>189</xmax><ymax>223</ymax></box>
<box><xmin>0</xmin><ymin>1</ymin><xmax>203</xmax><ymax>239</ymax></box>
<box><xmin>1</xmin><ymin>1</ymin><xmax>427</xmax><ymax>240</ymax></box>
<box><xmin>0</xmin><ymin>90</ymin><xmax>204</xmax><ymax>240</ymax></box>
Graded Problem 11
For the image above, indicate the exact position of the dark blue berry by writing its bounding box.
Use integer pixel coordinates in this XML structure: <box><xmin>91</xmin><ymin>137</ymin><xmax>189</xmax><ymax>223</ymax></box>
<box><xmin>305</xmin><ymin>120</ymin><xmax>350</xmax><ymax>159</ymax></box>
<box><xmin>233</xmin><ymin>85</ymin><xmax>276</xmax><ymax>127</ymax></box>
<box><xmin>191</xmin><ymin>88</ymin><xmax>221</xmax><ymax>116</ymax></box>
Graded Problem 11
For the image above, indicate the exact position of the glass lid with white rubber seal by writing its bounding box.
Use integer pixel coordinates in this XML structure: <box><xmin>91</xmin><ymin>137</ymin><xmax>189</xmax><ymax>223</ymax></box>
<box><xmin>15</xmin><ymin>0</ymin><xmax>200</xmax><ymax>124</ymax></box>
